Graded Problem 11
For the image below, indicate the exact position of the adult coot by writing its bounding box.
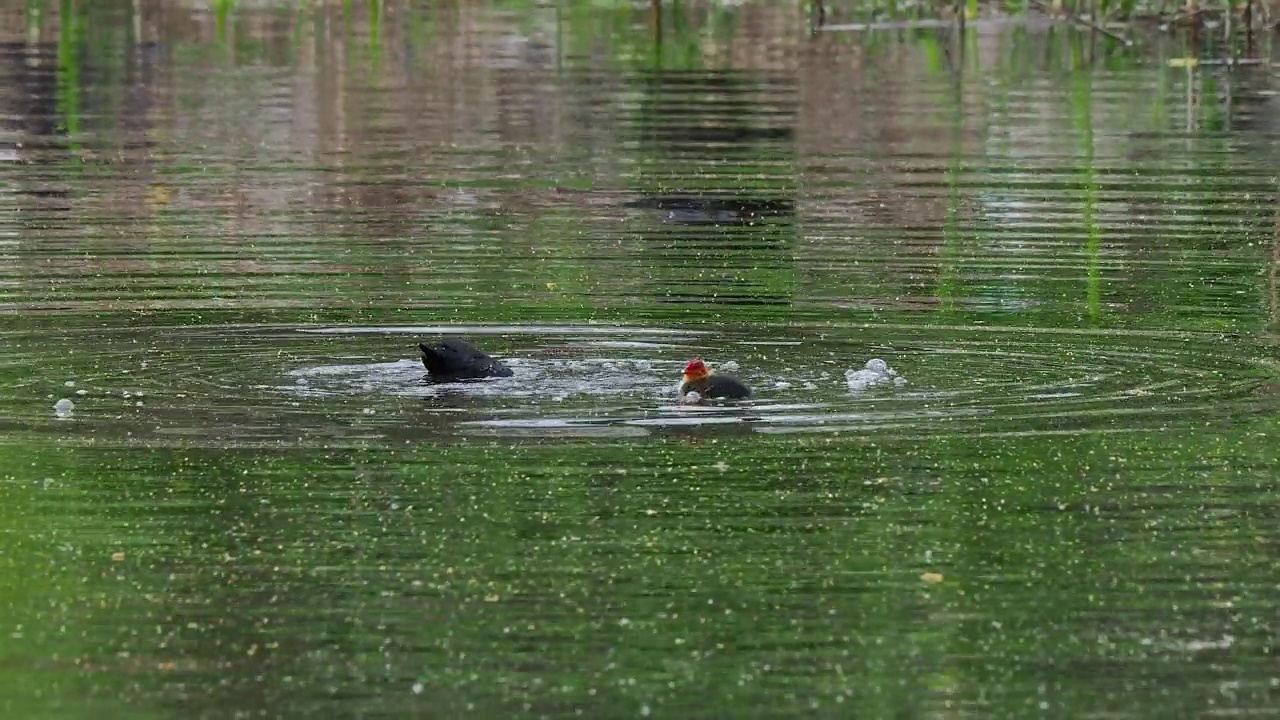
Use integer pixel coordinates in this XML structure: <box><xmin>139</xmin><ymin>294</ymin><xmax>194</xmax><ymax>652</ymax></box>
<box><xmin>418</xmin><ymin>339</ymin><xmax>514</xmax><ymax>381</ymax></box>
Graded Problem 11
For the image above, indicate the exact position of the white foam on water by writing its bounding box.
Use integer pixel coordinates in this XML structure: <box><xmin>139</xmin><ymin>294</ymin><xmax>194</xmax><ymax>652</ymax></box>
<box><xmin>846</xmin><ymin>358</ymin><xmax>907</xmax><ymax>392</ymax></box>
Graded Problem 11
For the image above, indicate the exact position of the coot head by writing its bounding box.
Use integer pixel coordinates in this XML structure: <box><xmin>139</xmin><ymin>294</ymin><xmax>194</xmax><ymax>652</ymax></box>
<box><xmin>682</xmin><ymin>358</ymin><xmax>709</xmax><ymax>381</ymax></box>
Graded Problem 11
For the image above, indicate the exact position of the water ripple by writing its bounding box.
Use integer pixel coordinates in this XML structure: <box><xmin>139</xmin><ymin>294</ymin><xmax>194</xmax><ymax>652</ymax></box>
<box><xmin>1</xmin><ymin>324</ymin><xmax>1269</xmax><ymax>447</ymax></box>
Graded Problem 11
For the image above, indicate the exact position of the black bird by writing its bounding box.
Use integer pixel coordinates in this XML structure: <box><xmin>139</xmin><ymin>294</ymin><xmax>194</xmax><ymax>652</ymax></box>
<box><xmin>418</xmin><ymin>339</ymin><xmax>514</xmax><ymax>382</ymax></box>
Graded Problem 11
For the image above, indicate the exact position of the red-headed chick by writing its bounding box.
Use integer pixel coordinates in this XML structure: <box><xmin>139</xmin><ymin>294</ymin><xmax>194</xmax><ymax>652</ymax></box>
<box><xmin>679</xmin><ymin>358</ymin><xmax>751</xmax><ymax>400</ymax></box>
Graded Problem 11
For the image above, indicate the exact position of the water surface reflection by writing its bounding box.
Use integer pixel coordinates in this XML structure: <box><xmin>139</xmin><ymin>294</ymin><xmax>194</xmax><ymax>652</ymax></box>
<box><xmin>0</xmin><ymin>2</ymin><xmax>1278</xmax><ymax>718</ymax></box>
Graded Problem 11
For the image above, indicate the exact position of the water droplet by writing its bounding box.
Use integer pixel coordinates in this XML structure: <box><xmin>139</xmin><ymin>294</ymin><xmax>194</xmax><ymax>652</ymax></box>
<box><xmin>53</xmin><ymin>399</ymin><xmax>74</xmax><ymax>417</ymax></box>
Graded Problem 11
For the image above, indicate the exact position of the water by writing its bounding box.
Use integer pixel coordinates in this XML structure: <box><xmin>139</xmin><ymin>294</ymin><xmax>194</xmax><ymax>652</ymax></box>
<box><xmin>2</xmin><ymin>2</ymin><xmax>1280</xmax><ymax>717</ymax></box>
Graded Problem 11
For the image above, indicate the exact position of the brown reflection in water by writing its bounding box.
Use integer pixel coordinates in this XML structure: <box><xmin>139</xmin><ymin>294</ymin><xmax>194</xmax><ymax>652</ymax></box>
<box><xmin>1</xmin><ymin>1</ymin><xmax>1275</xmax><ymax>322</ymax></box>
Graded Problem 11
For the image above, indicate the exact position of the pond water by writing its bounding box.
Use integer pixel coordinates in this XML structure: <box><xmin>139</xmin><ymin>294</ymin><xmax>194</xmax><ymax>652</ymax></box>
<box><xmin>2</xmin><ymin>2</ymin><xmax>1280</xmax><ymax>718</ymax></box>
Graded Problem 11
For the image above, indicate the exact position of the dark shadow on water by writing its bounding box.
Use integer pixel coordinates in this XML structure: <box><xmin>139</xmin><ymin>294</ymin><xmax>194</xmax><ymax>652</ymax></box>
<box><xmin>623</xmin><ymin>194</ymin><xmax>796</xmax><ymax>226</ymax></box>
<box><xmin>626</xmin><ymin>69</ymin><xmax>800</xmax><ymax>309</ymax></box>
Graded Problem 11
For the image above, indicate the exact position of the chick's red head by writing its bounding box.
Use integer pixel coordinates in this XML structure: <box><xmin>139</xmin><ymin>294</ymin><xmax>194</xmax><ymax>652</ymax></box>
<box><xmin>683</xmin><ymin>358</ymin><xmax>709</xmax><ymax>379</ymax></box>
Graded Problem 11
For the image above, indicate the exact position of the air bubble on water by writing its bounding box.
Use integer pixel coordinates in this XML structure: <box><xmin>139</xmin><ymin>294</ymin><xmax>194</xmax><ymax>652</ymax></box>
<box><xmin>64</xmin><ymin>380</ymin><xmax>75</xmax><ymax>388</ymax></box>
<box><xmin>75</xmin><ymin>389</ymin><xmax>88</xmax><ymax>396</ymax></box>
<box><xmin>845</xmin><ymin>370</ymin><xmax>878</xmax><ymax>391</ymax></box>
<box><xmin>773</xmin><ymin>381</ymin><xmax>792</xmax><ymax>390</ymax></box>
<box><xmin>362</xmin><ymin>408</ymin><xmax>376</xmax><ymax>415</ymax></box>
<box><xmin>847</xmin><ymin>358</ymin><xmax>907</xmax><ymax>393</ymax></box>
<box><xmin>720</xmin><ymin>360</ymin><xmax>740</xmax><ymax>372</ymax></box>
<box><xmin>411</xmin><ymin>682</ymin><xmax>423</xmax><ymax>695</ymax></box>
<box><xmin>54</xmin><ymin>398</ymin><xmax>74</xmax><ymax>417</ymax></box>
<box><xmin>682</xmin><ymin>391</ymin><xmax>703</xmax><ymax>404</ymax></box>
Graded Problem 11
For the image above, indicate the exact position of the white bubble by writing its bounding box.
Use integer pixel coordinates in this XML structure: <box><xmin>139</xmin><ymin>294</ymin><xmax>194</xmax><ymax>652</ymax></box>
<box><xmin>64</xmin><ymin>380</ymin><xmax>76</xmax><ymax>388</ymax></box>
<box><xmin>54</xmin><ymin>398</ymin><xmax>74</xmax><ymax>417</ymax></box>
<box><xmin>846</xmin><ymin>368</ymin><xmax>887</xmax><ymax>391</ymax></box>
<box><xmin>362</xmin><ymin>408</ymin><xmax>376</xmax><ymax>415</ymax></box>
<box><xmin>845</xmin><ymin>370</ymin><xmax>877</xmax><ymax>391</ymax></box>
<box><xmin>846</xmin><ymin>359</ymin><xmax>907</xmax><ymax>392</ymax></box>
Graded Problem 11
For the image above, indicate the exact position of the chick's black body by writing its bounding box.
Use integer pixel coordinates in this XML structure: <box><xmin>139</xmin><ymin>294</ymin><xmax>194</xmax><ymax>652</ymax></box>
<box><xmin>418</xmin><ymin>339</ymin><xmax>514</xmax><ymax>381</ymax></box>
